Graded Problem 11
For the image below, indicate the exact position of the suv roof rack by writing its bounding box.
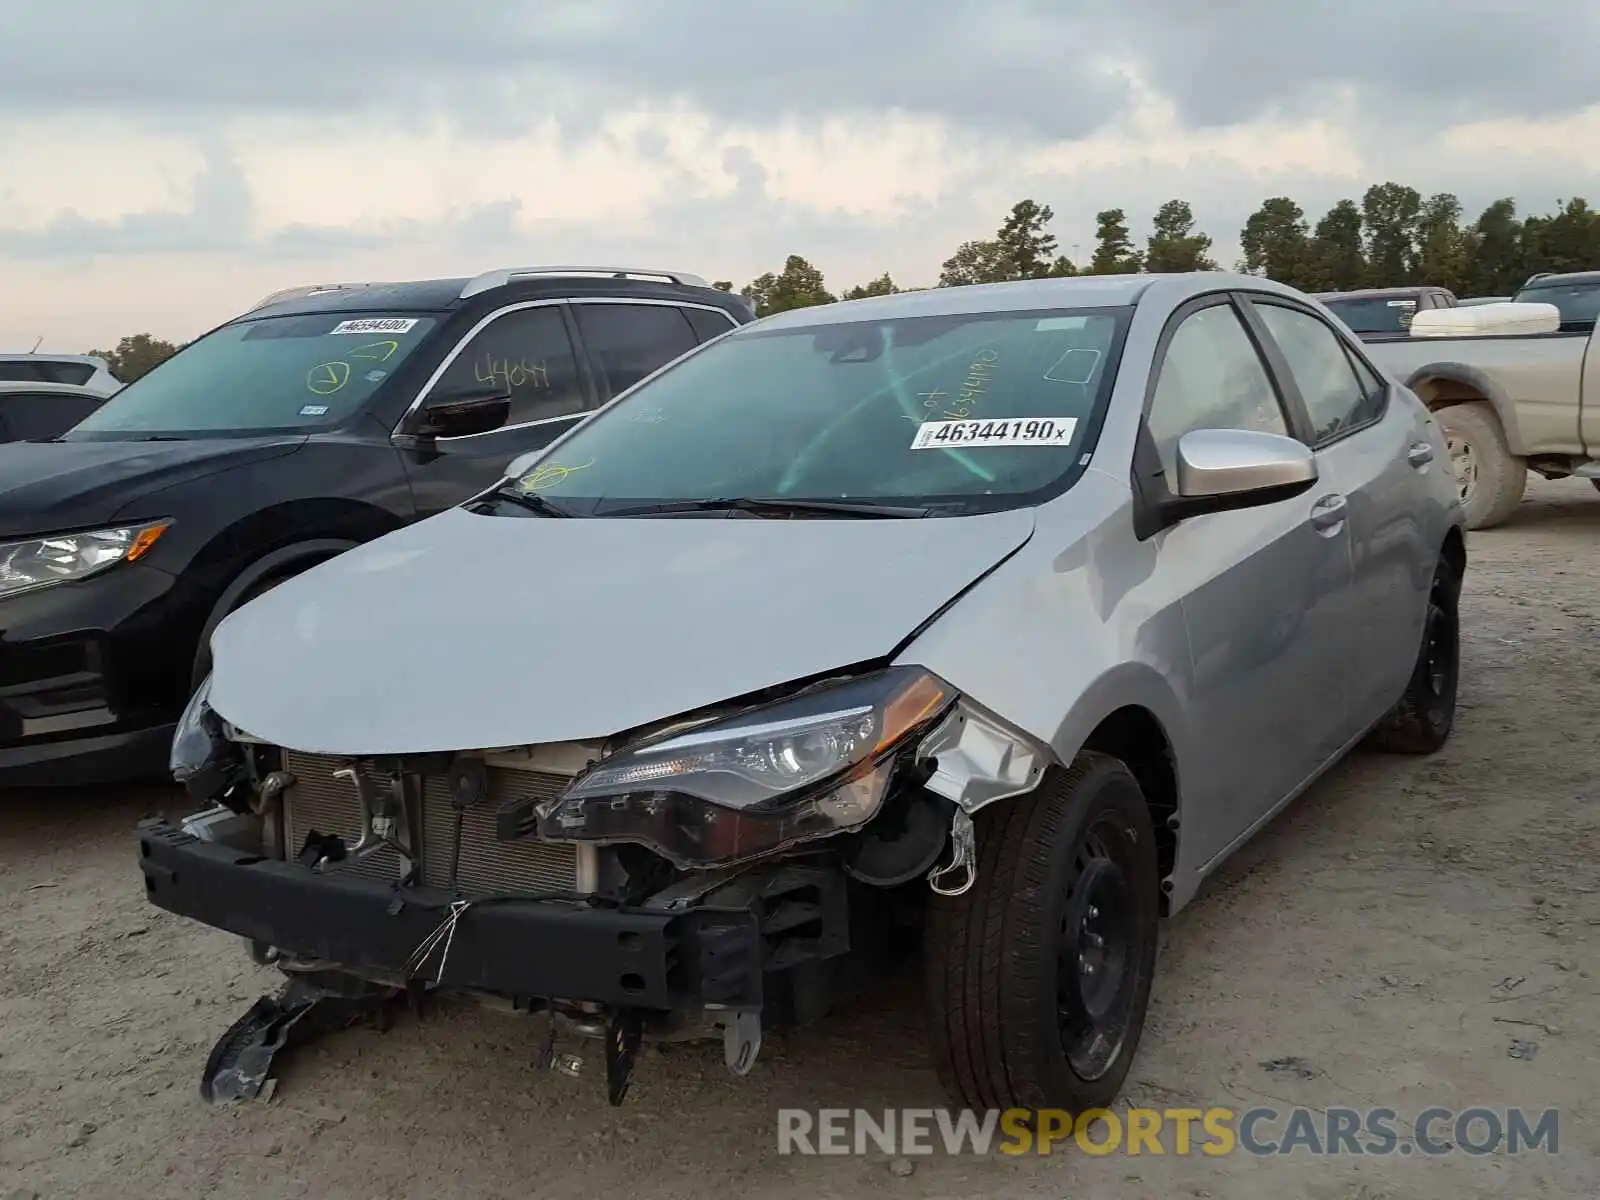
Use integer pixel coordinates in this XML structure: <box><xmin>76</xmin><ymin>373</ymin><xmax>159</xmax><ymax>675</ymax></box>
<box><xmin>247</xmin><ymin>282</ymin><xmax>390</xmax><ymax>312</ymax></box>
<box><xmin>458</xmin><ymin>265</ymin><xmax>710</xmax><ymax>300</ymax></box>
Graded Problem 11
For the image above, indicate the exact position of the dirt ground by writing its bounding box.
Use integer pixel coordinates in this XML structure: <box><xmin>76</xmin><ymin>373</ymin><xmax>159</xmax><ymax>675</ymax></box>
<box><xmin>3</xmin><ymin>476</ymin><xmax>1597</xmax><ymax>1200</ymax></box>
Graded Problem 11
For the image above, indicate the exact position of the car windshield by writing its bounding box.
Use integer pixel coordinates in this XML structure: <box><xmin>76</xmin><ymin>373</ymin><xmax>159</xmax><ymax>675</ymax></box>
<box><xmin>1512</xmin><ymin>281</ymin><xmax>1600</xmax><ymax>329</ymax></box>
<box><xmin>501</xmin><ymin>306</ymin><xmax>1128</xmax><ymax>516</ymax></box>
<box><xmin>62</xmin><ymin>313</ymin><xmax>437</xmax><ymax>439</ymax></box>
<box><xmin>1320</xmin><ymin>296</ymin><xmax>1418</xmax><ymax>334</ymax></box>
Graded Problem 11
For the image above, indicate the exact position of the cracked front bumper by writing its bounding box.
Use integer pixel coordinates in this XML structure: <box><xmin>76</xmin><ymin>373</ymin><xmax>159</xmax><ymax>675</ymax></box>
<box><xmin>136</xmin><ymin>819</ymin><xmax>765</xmax><ymax>1012</ymax></box>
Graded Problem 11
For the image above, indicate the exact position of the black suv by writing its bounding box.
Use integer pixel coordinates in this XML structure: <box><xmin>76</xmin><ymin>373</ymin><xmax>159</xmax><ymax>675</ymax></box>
<box><xmin>0</xmin><ymin>266</ymin><xmax>752</xmax><ymax>786</ymax></box>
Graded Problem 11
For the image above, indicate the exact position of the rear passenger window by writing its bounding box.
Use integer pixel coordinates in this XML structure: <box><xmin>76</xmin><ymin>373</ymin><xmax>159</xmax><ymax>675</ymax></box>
<box><xmin>0</xmin><ymin>361</ymin><xmax>94</xmax><ymax>385</ymax></box>
<box><xmin>1251</xmin><ymin>302</ymin><xmax>1383</xmax><ymax>442</ymax></box>
<box><xmin>0</xmin><ymin>391</ymin><xmax>102</xmax><ymax>440</ymax></box>
<box><xmin>576</xmin><ymin>304</ymin><xmax>699</xmax><ymax>397</ymax></box>
<box><xmin>682</xmin><ymin>306</ymin><xmax>738</xmax><ymax>343</ymax></box>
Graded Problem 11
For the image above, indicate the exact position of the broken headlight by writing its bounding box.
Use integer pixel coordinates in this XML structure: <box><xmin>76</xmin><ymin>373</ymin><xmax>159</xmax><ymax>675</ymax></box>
<box><xmin>170</xmin><ymin>673</ymin><xmax>247</xmax><ymax>805</ymax></box>
<box><xmin>529</xmin><ymin>667</ymin><xmax>954</xmax><ymax>867</ymax></box>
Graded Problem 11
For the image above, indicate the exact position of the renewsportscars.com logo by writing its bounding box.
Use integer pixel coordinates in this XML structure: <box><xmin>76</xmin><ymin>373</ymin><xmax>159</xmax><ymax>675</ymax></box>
<box><xmin>777</xmin><ymin>1106</ymin><xmax>1561</xmax><ymax>1157</ymax></box>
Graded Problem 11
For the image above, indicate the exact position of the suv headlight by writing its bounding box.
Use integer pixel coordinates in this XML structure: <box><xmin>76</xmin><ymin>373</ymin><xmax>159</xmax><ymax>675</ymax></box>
<box><xmin>0</xmin><ymin>520</ymin><xmax>170</xmax><ymax>600</ymax></box>
<box><xmin>526</xmin><ymin>667</ymin><xmax>954</xmax><ymax>867</ymax></box>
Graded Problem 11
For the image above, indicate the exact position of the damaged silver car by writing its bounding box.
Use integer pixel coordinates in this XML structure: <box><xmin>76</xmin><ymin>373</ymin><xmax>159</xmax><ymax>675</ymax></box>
<box><xmin>142</xmin><ymin>272</ymin><xmax>1465</xmax><ymax>1110</ymax></box>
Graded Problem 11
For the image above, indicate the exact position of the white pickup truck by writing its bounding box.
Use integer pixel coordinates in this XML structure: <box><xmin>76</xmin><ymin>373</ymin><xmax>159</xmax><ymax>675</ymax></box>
<box><xmin>1359</xmin><ymin>271</ymin><xmax>1600</xmax><ymax>529</ymax></box>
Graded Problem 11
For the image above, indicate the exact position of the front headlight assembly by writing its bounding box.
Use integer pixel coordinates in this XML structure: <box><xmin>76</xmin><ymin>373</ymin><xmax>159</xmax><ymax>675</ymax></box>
<box><xmin>0</xmin><ymin>520</ymin><xmax>170</xmax><ymax>600</ymax></box>
<box><xmin>522</xmin><ymin>667</ymin><xmax>956</xmax><ymax>868</ymax></box>
<box><xmin>170</xmin><ymin>673</ymin><xmax>249</xmax><ymax>806</ymax></box>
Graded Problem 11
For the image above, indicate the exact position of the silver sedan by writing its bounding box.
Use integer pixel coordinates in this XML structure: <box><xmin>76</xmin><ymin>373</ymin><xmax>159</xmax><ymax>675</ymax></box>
<box><xmin>155</xmin><ymin>270</ymin><xmax>1464</xmax><ymax>1114</ymax></box>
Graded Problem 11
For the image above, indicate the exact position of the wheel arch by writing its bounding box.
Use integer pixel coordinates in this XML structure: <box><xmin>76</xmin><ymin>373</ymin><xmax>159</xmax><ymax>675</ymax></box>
<box><xmin>1079</xmin><ymin>705</ymin><xmax>1181</xmax><ymax>916</ymax></box>
<box><xmin>1405</xmin><ymin>363</ymin><xmax>1526</xmax><ymax>455</ymax></box>
<box><xmin>1440</xmin><ymin>524</ymin><xmax>1466</xmax><ymax>598</ymax></box>
<box><xmin>192</xmin><ymin>537</ymin><xmax>361</xmax><ymax>687</ymax></box>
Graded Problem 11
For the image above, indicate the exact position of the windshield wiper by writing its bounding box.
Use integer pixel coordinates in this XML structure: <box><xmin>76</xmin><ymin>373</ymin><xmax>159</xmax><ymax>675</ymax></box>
<box><xmin>482</xmin><ymin>487</ymin><xmax>576</xmax><ymax>517</ymax></box>
<box><xmin>599</xmin><ymin>496</ymin><xmax>933</xmax><ymax>519</ymax></box>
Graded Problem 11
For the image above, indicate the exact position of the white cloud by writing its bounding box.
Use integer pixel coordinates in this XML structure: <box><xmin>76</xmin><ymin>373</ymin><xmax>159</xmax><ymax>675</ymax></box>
<box><xmin>2</xmin><ymin>8</ymin><xmax>1599</xmax><ymax>352</ymax></box>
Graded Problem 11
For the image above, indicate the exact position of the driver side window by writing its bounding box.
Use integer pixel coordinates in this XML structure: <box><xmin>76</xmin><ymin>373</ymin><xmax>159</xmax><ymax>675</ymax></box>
<box><xmin>1146</xmin><ymin>302</ymin><xmax>1289</xmax><ymax>479</ymax></box>
<box><xmin>430</xmin><ymin>306</ymin><xmax>588</xmax><ymax>426</ymax></box>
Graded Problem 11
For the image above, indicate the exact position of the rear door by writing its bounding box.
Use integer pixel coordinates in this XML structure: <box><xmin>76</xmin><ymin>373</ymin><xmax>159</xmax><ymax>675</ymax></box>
<box><xmin>1241</xmin><ymin>295</ymin><xmax>1431</xmax><ymax>737</ymax></box>
<box><xmin>1138</xmin><ymin>296</ymin><xmax>1354</xmax><ymax>866</ymax></box>
<box><xmin>396</xmin><ymin>302</ymin><xmax>599</xmax><ymax>516</ymax></box>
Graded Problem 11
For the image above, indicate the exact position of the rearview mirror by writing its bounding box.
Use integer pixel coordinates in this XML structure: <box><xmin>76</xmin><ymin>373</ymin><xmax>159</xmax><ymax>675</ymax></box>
<box><xmin>1149</xmin><ymin>428</ymin><xmax>1317</xmax><ymax>531</ymax></box>
<box><xmin>411</xmin><ymin>388</ymin><xmax>512</xmax><ymax>440</ymax></box>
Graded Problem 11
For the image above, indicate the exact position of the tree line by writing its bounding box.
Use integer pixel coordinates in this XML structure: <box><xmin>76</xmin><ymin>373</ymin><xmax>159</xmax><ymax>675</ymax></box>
<box><xmin>85</xmin><ymin>184</ymin><xmax>1600</xmax><ymax>362</ymax></box>
<box><xmin>720</xmin><ymin>186</ymin><xmax>1600</xmax><ymax>317</ymax></box>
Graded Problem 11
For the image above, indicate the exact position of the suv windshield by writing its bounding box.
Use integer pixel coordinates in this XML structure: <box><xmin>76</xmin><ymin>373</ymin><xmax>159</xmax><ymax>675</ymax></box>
<box><xmin>1320</xmin><ymin>295</ymin><xmax>1418</xmax><ymax>334</ymax></box>
<box><xmin>501</xmin><ymin>306</ymin><xmax>1129</xmax><ymax>516</ymax></box>
<box><xmin>1512</xmin><ymin>281</ymin><xmax>1600</xmax><ymax>330</ymax></box>
<box><xmin>63</xmin><ymin>313</ymin><xmax>437</xmax><ymax>439</ymax></box>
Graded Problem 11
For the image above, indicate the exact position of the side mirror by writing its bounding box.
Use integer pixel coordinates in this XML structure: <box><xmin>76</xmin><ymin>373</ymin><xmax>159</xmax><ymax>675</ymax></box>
<box><xmin>410</xmin><ymin>388</ymin><xmax>512</xmax><ymax>440</ymax></box>
<box><xmin>1151</xmin><ymin>428</ymin><xmax>1317</xmax><ymax>531</ymax></box>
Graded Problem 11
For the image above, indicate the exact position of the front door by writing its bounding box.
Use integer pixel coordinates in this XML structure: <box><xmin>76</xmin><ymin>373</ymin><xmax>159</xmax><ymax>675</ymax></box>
<box><xmin>1141</xmin><ymin>298</ymin><xmax>1354</xmax><ymax>868</ymax></box>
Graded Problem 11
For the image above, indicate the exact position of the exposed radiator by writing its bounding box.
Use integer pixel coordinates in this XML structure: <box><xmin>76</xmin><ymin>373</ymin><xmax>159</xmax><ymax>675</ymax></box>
<box><xmin>280</xmin><ymin>750</ymin><xmax>578</xmax><ymax>897</ymax></box>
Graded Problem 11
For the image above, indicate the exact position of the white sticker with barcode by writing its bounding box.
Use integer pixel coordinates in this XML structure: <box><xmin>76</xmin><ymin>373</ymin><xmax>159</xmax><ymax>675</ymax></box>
<box><xmin>328</xmin><ymin>318</ymin><xmax>418</xmax><ymax>335</ymax></box>
<box><xmin>911</xmin><ymin>417</ymin><xmax>1078</xmax><ymax>450</ymax></box>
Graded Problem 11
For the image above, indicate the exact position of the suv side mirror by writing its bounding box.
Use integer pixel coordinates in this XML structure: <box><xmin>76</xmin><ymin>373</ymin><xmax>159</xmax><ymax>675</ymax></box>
<box><xmin>1148</xmin><ymin>428</ymin><xmax>1317</xmax><ymax>531</ymax></box>
<box><xmin>410</xmin><ymin>388</ymin><xmax>512</xmax><ymax>440</ymax></box>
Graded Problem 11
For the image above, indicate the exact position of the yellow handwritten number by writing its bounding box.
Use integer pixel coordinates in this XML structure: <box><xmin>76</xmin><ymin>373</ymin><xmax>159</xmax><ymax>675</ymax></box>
<box><xmin>517</xmin><ymin>459</ymin><xmax>595</xmax><ymax>492</ymax></box>
<box><xmin>307</xmin><ymin>360</ymin><xmax>351</xmax><ymax>395</ymax></box>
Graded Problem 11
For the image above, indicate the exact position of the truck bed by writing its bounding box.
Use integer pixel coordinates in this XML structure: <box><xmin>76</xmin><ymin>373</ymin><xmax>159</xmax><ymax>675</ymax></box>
<box><xmin>1364</xmin><ymin>328</ymin><xmax>1596</xmax><ymax>459</ymax></box>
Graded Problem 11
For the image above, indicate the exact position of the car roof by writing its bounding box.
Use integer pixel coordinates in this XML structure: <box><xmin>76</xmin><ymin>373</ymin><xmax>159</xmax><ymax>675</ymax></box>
<box><xmin>1312</xmin><ymin>287</ymin><xmax>1433</xmax><ymax>301</ymax></box>
<box><xmin>748</xmin><ymin>271</ymin><xmax>1297</xmax><ymax>331</ymax></box>
<box><xmin>239</xmin><ymin>266</ymin><xmax>748</xmax><ymax>322</ymax></box>
<box><xmin>0</xmin><ymin>380</ymin><xmax>106</xmax><ymax>397</ymax></box>
<box><xmin>0</xmin><ymin>353</ymin><xmax>114</xmax><ymax>368</ymax></box>
<box><xmin>1518</xmin><ymin>270</ymin><xmax>1600</xmax><ymax>288</ymax></box>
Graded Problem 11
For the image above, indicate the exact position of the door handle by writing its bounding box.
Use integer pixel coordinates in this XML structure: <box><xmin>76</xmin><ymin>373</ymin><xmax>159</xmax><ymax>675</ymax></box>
<box><xmin>1309</xmin><ymin>493</ymin><xmax>1348</xmax><ymax>533</ymax></box>
<box><xmin>1407</xmin><ymin>441</ymin><xmax>1434</xmax><ymax>468</ymax></box>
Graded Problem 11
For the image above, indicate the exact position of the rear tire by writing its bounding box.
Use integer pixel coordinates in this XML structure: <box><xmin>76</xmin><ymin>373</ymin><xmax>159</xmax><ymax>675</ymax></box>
<box><xmin>925</xmin><ymin>753</ymin><xmax>1159</xmax><ymax>1112</ymax></box>
<box><xmin>1437</xmin><ymin>402</ymin><xmax>1525</xmax><ymax>530</ymax></box>
<box><xmin>1368</xmin><ymin>556</ymin><xmax>1460</xmax><ymax>754</ymax></box>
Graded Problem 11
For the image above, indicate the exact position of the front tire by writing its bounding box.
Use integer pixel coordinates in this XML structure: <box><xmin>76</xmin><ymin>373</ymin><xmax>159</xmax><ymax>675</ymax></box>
<box><xmin>1368</xmin><ymin>557</ymin><xmax>1460</xmax><ymax>754</ymax></box>
<box><xmin>1438</xmin><ymin>401</ymin><xmax>1525</xmax><ymax>530</ymax></box>
<box><xmin>925</xmin><ymin>753</ymin><xmax>1160</xmax><ymax>1112</ymax></box>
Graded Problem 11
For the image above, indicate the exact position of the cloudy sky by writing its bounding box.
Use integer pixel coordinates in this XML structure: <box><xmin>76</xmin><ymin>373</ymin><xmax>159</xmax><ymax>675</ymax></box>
<box><xmin>3</xmin><ymin>0</ymin><xmax>1598</xmax><ymax>351</ymax></box>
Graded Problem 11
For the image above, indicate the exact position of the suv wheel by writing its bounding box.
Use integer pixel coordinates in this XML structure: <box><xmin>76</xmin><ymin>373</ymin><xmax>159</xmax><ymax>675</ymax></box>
<box><xmin>925</xmin><ymin>753</ymin><xmax>1159</xmax><ymax>1112</ymax></box>
<box><xmin>190</xmin><ymin>574</ymin><xmax>289</xmax><ymax>691</ymax></box>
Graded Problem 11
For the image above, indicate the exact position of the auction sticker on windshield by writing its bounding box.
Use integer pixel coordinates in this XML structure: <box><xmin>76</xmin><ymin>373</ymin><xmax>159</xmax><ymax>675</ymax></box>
<box><xmin>328</xmin><ymin>318</ymin><xmax>419</xmax><ymax>335</ymax></box>
<box><xmin>911</xmin><ymin>417</ymin><xmax>1078</xmax><ymax>449</ymax></box>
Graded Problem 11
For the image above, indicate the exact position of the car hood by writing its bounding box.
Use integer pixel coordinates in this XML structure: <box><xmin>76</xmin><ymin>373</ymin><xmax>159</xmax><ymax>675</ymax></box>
<box><xmin>208</xmin><ymin>505</ymin><xmax>1037</xmax><ymax>755</ymax></box>
<box><xmin>0</xmin><ymin>437</ymin><xmax>306</xmax><ymax>538</ymax></box>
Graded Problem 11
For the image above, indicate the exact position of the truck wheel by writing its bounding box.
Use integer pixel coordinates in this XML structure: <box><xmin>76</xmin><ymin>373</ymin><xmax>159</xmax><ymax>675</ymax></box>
<box><xmin>1368</xmin><ymin>556</ymin><xmax>1460</xmax><ymax>754</ymax></box>
<box><xmin>925</xmin><ymin>753</ymin><xmax>1159</xmax><ymax>1112</ymax></box>
<box><xmin>1437</xmin><ymin>402</ymin><xmax>1525</xmax><ymax>530</ymax></box>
